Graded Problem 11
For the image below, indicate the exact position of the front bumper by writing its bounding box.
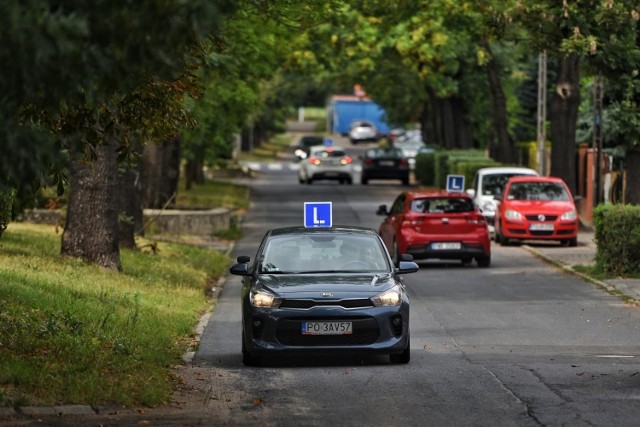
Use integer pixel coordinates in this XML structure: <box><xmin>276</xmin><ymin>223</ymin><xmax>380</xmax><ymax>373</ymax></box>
<box><xmin>243</xmin><ymin>304</ymin><xmax>409</xmax><ymax>356</ymax></box>
<box><xmin>503</xmin><ymin>221</ymin><xmax>578</xmax><ymax>241</ymax></box>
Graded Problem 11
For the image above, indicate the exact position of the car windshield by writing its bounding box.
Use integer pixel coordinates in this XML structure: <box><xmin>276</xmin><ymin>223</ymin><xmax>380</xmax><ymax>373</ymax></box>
<box><xmin>259</xmin><ymin>234</ymin><xmax>389</xmax><ymax>274</ymax></box>
<box><xmin>299</xmin><ymin>136</ymin><xmax>324</xmax><ymax>147</ymax></box>
<box><xmin>410</xmin><ymin>197</ymin><xmax>475</xmax><ymax>213</ymax></box>
<box><xmin>507</xmin><ymin>182</ymin><xmax>570</xmax><ymax>201</ymax></box>
<box><xmin>482</xmin><ymin>173</ymin><xmax>532</xmax><ymax>196</ymax></box>
<box><xmin>366</xmin><ymin>148</ymin><xmax>403</xmax><ymax>159</ymax></box>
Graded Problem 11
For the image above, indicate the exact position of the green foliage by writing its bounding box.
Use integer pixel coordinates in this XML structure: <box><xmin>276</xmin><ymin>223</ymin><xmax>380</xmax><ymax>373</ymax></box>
<box><xmin>0</xmin><ymin>223</ymin><xmax>229</xmax><ymax>407</ymax></box>
<box><xmin>0</xmin><ymin>190</ymin><xmax>15</xmax><ymax>238</ymax></box>
<box><xmin>433</xmin><ymin>150</ymin><xmax>486</xmax><ymax>189</ymax></box>
<box><xmin>593</xmin><ymin>204</ymin><xmax>640</xmax><ymax>277</ymax></box>
<box><xmin>415</xmin><ymin>152</ymin><xmax>436</xmax><ymax>186</ymax></box>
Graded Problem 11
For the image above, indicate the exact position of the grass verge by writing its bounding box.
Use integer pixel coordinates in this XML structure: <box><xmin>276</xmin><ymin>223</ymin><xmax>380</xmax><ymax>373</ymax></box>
<box><xmin>237</xmin><ymin>134</ymin><xmax>293</xmax><ymax>162</ymax></box>
<box><xmin>0</xmin><ymin>221</ymin><xmax>228</xmax><ymax>408</ymax></box>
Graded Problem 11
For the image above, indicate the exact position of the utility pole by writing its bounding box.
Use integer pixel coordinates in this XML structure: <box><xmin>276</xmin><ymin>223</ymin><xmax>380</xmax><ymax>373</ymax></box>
<box><xmin>593</xmin><ymin>76</ymin><xmax>604</xmax><ymax>206</ymax></box>
<box><xmin>537</xmin><ymin>52</ymin><xmax>547</xmax><ymax>176</ymax></box>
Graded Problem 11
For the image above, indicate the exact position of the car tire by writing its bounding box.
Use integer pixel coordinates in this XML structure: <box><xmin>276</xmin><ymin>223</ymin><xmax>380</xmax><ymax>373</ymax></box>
<box><xmin>494</xmin><ymin>231</ymin><xmax>501</xmax><ymax>244</ymax></box>
<box><xmin>361</xmin><ymin>177</ymin><xmax>368</xmax><ymax>185</ymax></box>
<box><xmin>461</xmin><ymin>257</ymin><xmax>473</xmax><ymax>266</ymax></box>
<box><xmin>306</xmin><ymin>178</ymin><xmax>313</xmax><ymax>185</ymax></box>
<box><xmin>347</xmin><ymin>177</ymin><xmax>353</xmax><ymax>185</ymax></box>
<box><xmin>498</xmin><ymin>224</ymin><xmax>509</xmax><ymax>246</ymax></box>
<box><xmin>390</xmin><ymin>336</ymin><xmax>410</xmax><ymax>364</ymax></box>
<box><xmin>242</xmin><ymin>331</ymin><xmax>262</xmax><ymax>367</ymax></box>
<box><xmin>569</xmin><ymin>237</ymin><xmax>578</xmax><ymax>247</ymax></box>
<box><xmin>402</xmin><ymin>177</ymin><xmax>409</xmax><ymax>186</ymax></box>
<box><xmin>476</xmin><ymin>255</ymin><xmax>491</xmax><ymax>268</ymax></box>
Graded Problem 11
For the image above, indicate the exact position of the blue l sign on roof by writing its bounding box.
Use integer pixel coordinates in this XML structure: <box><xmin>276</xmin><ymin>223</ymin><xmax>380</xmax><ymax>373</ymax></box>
<box><xmin>304</xmin><ymin>202</ymin><xmax>332</xmax><ymax>228</ymax></box>
<box><xmin>446</xmin><ymin>175</ymin><xmax>465</xmax><ymax>192</ymax></box>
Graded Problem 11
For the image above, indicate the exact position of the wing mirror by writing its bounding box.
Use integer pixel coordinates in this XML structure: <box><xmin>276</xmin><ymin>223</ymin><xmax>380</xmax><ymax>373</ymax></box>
<box><xmin>376</xmin><ymin>204</ymin><xmax>389</xmax><ymax>216</ymax></box>
<box><xmin>230</xmin><ymin>255</ymin><xmax>251</xmax><ymax>276</ymax></box>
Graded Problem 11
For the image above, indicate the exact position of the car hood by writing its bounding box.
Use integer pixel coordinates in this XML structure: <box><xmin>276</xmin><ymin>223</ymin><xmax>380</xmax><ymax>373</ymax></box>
<box><xmin>256</xmin><ymin>273</ymin><xmax>397</xmax><ymax>297</ymax></box>
<box><xmin>503</xmin><ymin>200</ymin><xmax>575</xmax><ymax>213</ymax></box>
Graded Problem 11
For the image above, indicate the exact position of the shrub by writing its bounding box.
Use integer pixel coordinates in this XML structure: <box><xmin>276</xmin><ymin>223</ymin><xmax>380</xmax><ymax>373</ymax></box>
<box><xmin>593</xmin><ymin>204</ymin><xmax>640</xmax><ymax>277</ymax></box>
<box><xmin>414</xmin><ymin>152</ymin><xmax>436</xmax><ymax>186</ymax></box>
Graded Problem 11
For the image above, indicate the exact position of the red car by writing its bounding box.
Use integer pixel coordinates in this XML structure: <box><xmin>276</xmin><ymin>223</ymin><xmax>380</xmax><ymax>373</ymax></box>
<box><xmin>494</xmin><ymin>176</ymin><xmax>579</xmax><ymax>247</ymax></box>
<box><xmin>377</xmin><ymin>190</ymin><xmax>491</xmax><ymax>267</ymax></box>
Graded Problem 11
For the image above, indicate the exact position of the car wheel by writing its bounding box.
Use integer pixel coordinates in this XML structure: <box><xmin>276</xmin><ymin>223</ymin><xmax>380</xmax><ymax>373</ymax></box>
<box><xmin>347</xmin><ymin>177</ymin><xmax>353</xmax><ymax>185</ymax></box>
<box><xmin>498</xmin><ymin>224</ymin><xmax>509</xmax><ymax>246</ymax></box>
<box><xmin>389</xmin><ymin>336</ymin><xmax>410</xmax><ymax>364</ymax></box>
<box><xmin>242</xmin><ymin>330</ymin><xmax>262</xmax><ymax>367</ymax></box>
<box><xmin>339</xmin><ymin>179</ymin><xmax>345</xmax><ymax>185</ymax></box>
<box><xmin>476</xmin><ymin>255</ymin><xmax>491</xmax><ymax>268</ymax></box>
<box><xmin>306</xmin><ymin>178</ymin><xmax>313</xmax><ymax>185</ymax></box>
<box><xmin>361</xmin><ymin>177</ymin><xmax>368</xmax><ymax>185</ymax></box>
<box><xmin>461</xmin><ymin>257</ymin><xmax>473</xmax><ymax>266</ymax></box>
<box><xmin>568</xmin><ymin>237</ymin><xmax>578</xmax><ymax>247</ymax></box>
<box><xmin>402</xmin><ymin>177</ymin><xmax>409</xmax><ymax>186</ymax></box>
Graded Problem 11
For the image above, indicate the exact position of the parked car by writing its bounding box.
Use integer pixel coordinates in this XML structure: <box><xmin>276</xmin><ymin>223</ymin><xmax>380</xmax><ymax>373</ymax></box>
<box><xmin>466</xmin><ymin>167</ymin><xmax>539</xmax><ymax>236</ymax></box>
<box><xmin>349</xmin><ymin>120</ymin><xmax>379</xmax><ymax>144</ymax></box>
<box><xmin>360</xmin><ymin>147</ymin><xmax>410</xmax><ymax>185</ymax></box>
<box><xmin>293</xmin><ymin>135</ymin><xmax>325</xmax><ymax>161</ymax></box>
<box><xmin>494</xmin><ymin>176</ymin><xmax>579</xmax><ymax>247</ymax></box>
<box><xmin>298</xmin><ymin>146</ymin><xmax>354</xmax><ymax>184</ymax></box>
<box><xmin>229</xmin><ymin>225</ymin><xmax>419</xmax><ymax>365</ymax></box>
<box><xmin>377</xmin><ymin>190</ymin><xmax>491</xmax><ymax>267</ymax></box>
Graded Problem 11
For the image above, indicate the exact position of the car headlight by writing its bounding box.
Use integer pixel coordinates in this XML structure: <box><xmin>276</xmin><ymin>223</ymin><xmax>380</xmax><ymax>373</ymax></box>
<box><xmin>561</xmin><ymin>209</ymin><xmax>577</xmax><ymax>221</ymax></box>
<box><xmin>505</xmin><ymin>209</ymin><xmax>523</xmax><ymax>220</ymax></box>
<box><xmin>371</xmin><ymin>285</ymin><xmax>402</xmax><ymax>307</ymax></box>
<box><xmin>250</xmin><ymin>290</ymin><xmax>281</xmax><ymax>308</ymax></box>
<box><xmin>481</xmin><ymin>201</ymin><xmax>497</xmax><ymax>214</ymax></box>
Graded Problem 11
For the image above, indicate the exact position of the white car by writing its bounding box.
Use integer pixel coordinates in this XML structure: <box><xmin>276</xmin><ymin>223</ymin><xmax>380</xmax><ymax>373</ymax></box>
<box><xmin>466</xmin><ymin>166</ymin><xmax>539</xmax><ymax>236</ymax></box>
<box><xmin>298</xmin><ymin>146</ymin><xmax>354</xmax><ymax>185</ymax></box>
<box><xmin>349</xmin><ymin>120</ymin><xmax>378</xmax><ymax>144</ymax></box>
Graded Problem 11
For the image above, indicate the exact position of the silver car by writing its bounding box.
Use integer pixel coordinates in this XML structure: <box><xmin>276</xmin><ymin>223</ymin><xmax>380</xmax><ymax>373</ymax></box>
<box><xmin>349</xmin><ymin>120</ymin><xmax>379</xmax><ymax>144</ymax></box>
<box><xmin>298</xmin><ymin>146</ymin><xmax>354</xmax><ymax>185</ymax></box>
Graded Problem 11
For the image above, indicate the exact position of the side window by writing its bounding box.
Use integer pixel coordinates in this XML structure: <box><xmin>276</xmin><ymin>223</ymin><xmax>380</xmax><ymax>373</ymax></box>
<box><xmin>391</xmin><ymin>195</ymin><xmax>406</xmax><ymax>215</ymax></box>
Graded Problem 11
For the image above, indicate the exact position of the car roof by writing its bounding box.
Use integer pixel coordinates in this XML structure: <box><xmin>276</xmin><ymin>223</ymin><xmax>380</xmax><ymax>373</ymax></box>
<box><xmin>405</xmin><ymin>190</ymin><xmax>472</xmax><ymax>199</ymax></box>
<box><xmin>506</xmin><ymin>176</ymin><xmax>565</xmax><ymax>184</ymax></box>
<box><xmin>477</xmin><ymin>166</ymin><xmax>538</xmax><ymax>175</ymax></box>
<box><xmin>266</xmin><ymin>226</ymin><xmax>379</xmax><ymax>237</ymax></box>
<box><xmin>309</xmin><ymin>146</ymin><xmax>346</xmax><ymax>153</ymax></box>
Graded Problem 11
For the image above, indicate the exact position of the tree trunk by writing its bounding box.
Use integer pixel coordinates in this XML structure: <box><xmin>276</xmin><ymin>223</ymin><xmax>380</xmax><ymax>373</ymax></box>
<box><xmin>117</xmin><ymin>157</ymin><xmax>143</xmax><ymax>248</ymax></box>
<box><xmin>484</xmin><ymin>42</ymin><xmax>515</xmax><ymax>163</ymax></box>
<box><xmin>549</xmin><ymin>55</ymin><xmax>580</xmax><ymax>195</ymax></box>
<box><xmin>142</xmin><ymin>137</ymin><xmax>181</xmax><ymax>209</ymax></box>
<box><xmin>0</xmin><ymin>189</ymin><xmax>15</xmax><ymax>240</ymax></box>
<box><xmin>625</xmin><ymin>147</ymin><xmax>640</xmax><ymax>204</ymax></box>
<box><xmin>61</xmin><ymin>140</ymin><xmax>122</xmax><ymax>271</ymax></box>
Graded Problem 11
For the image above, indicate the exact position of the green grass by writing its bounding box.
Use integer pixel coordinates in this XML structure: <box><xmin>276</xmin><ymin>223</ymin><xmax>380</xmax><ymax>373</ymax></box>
<box><xmin>176</xmin><ymin>179</ymin><xmax>249</xmax><ymax>210</ymax></box>
<box><xmin>237</xmin><ymin>134</ymin><xmax>294</xmax><ymax>162</ymax></box>
<box><xmin>0</xmin><ymin>223</ymin><xmax>230</xmax><ymax>408</ymax></box>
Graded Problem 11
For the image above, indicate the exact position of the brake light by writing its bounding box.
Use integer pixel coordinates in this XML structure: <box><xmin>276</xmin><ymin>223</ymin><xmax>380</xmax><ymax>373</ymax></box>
<box><xmin>467</xmin><ymin>214</ymin><xmax>486</xmax><ymax>225</ymax></box>
<box><xmin>400</xmin><ymin>159</ymin><xmax>409</xmax><ymax>168</ymax></box>
<box><xmin>341</xmin><ymin>156</ymin><xmax>353</xmax><ymax>165</ymax></box>
<box><xmin>402</xmin><ymin>218</ymin><xmax>424</xmax><ymax>227</ymax></box>
<box><xmin>365</xmin><ymin>159</ymin><xmax>375</xmax><ymax>167</ymax></box>
<box><xmin>308</xmin><ymin>157</ymin><xmax>321</xmax><ymax>165</ymax></box>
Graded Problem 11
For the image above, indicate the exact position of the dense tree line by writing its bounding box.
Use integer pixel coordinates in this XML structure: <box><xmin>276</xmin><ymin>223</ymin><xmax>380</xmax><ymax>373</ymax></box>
<box><xmin>2</xmin><ymin>1</ymin><xmax>640</xmax><ymax>269</ymax></box>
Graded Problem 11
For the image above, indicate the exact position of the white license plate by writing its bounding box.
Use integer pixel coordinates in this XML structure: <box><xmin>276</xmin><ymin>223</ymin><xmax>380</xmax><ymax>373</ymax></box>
<box><xmin>529</xmin><ymin>223</ymin><xmax>554</xmax><ymax>231</ymax></box>
<box><xmin>432</xmin><ymin>242</ymin><xmax>461</xmax><ymax>250</ymax></box>
<box><xmin>379</xmin><ymin>160</ymin><xmax>395</xmax><ymax>167</ymax></box>
<box><xmin>302</xmin><ymin>321</ymin><xmax>352</xmax><ymax>335</ymax></box>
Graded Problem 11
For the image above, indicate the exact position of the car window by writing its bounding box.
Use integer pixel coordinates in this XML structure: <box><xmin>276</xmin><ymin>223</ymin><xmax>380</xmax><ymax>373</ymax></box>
<box><xmin>507</xmin><ymin>182</ymin><xmax>570</xmax><ymax>201</ymax></box>
<box><xmin>310</xmin><ymin>148</ymin><xmax>346</xmax><ymax>158</ymax></box>
<box><xmin>410</xmin><ymin>197</ymin><xmax>475</xmax><ymax>213</ymax></box>
<box><xmin>259</xmin><ymin>234</ymin><xmax>388</xmax><ymax>273</ymax></box>
<box><xmin>366</xmin><ymin>148</ymin><xmax>403</xmax><ymax>159</ymax></box>
<box><xmin>300</xmin><ymin>136</ymin><xmax>324</xmax><ymax>147</ymax></box>
<box><xmin>482</xmin><ymin>173</ymin><xmax>529</xmax><ymax>196</ymax></box>
<box><xmin>390</xmin><ymin>194</ymin><xmax>406</xmax><ymax>215</ymax></box>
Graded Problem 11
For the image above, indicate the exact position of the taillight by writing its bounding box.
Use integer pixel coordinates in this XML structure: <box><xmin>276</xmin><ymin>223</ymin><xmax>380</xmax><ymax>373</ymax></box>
<box><xmin>308</xmin><ymin>157</ymin><xmax>320</xmax><ymax>165</ymax></box>
<box><xmin>468</xmin><ymin>215</ymin><xmax>486</xmax><ymax>225</ymax></box>
<box><xmin>341</xmin><ymin>156</ymin><xmax>353</xmax><ymax>165</ymax></box>
<box><xmin>399</xmin><ymin>159</ymin><xmax>409</xmax><ymax>168</ymax></box>
<box><xmin>365</xmin><ymin>159</ymin><xmax>375</xmax><ymax>167</ymax></box>
<box><xmin>402</xmin><ymin>217</ymin><xmax>423</xmax><ymax>227</ymax></box>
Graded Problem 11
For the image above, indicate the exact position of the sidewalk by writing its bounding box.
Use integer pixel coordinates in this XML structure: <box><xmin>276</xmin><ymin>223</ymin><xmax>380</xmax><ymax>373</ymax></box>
<box><xmin>522</xmin><ymin>230</ymin><xmax>640</xmax><ymax>304</ymax></box>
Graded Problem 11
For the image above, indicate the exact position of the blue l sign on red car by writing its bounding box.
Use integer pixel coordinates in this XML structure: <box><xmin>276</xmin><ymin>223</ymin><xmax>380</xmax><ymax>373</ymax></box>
<box><xmin>304</xmin><ymin>202</ymin><xmax>332</xmax><ymax>228</ymax></box>
<box><xmin>446</xmin><ymin>175</ymin><xmax>465</xmax><ymax>192</ymax></box>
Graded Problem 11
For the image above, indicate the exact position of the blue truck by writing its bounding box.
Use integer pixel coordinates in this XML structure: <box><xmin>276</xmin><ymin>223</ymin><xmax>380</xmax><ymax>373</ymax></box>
<box><xmin>327</xmin><ymin>95</ymin><xmax>389</xmax><ymax>136</ymax></box>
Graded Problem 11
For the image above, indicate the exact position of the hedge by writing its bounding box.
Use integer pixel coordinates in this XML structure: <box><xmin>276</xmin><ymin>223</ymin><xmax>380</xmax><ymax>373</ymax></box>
<box><xmin>593</xmin><ymin>204</ymin><xmax>640</xmax><ymax>277</ymax></box>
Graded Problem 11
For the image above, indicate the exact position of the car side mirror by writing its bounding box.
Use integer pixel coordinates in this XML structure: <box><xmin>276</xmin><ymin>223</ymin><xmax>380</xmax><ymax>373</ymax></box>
<box><xmin>237</xmin><ymin>255</ymin><xmax>250</xmax><ymax>263</ymax></box>
<box><xmin>376</xmin><ymin>204</ymin><xmax>389</xmax><ymax>216</ymax></box>
<box><xmin>230</xmin><ymin>262</ymin><xmax>251</xmax><ymax>276</ymax></box>
<box><xmin>397</xmin><ymin>260</ymin><xmax>419</xmax><ymax>274</ymax></box>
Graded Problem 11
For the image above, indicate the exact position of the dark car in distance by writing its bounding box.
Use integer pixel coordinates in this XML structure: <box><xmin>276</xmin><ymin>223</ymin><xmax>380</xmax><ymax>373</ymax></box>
<box><xmin>229</xmin><ymin>226</ymin><xmax>419</xmax><ymax>366</ymax></box>
<box><xmin>360</xmin><ymin>147</ymin><xmax>410</xmax><ymax>185</ymax></box>
<box><xmin>293</xmin><ymin>135</ymin><xmax>325</xmax><ymax>161</ymax></box>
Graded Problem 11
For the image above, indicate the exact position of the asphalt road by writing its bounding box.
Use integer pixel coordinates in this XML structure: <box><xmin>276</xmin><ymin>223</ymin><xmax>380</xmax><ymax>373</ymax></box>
<box><xmin>190</xmin><ymin>148</ymin><xmax>640</xmax><ymax>427</ymax></box>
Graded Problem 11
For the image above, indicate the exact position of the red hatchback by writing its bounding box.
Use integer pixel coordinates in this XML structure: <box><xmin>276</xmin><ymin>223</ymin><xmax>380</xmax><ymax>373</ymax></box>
<box><xmin>494</xmin><ymin>176</ymin><xmax>579</xmax><ymax>247</ymax></box>
<box><xmin>377</xmin><ymin>190</ymin><xmax>491</xmax><ymax>267</ymax></box>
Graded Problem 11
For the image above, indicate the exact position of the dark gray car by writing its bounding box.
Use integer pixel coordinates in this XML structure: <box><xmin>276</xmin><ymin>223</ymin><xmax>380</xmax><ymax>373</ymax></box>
<box><xmin>230</xmin><ymin>226</ymin><xmax>419</xmax><ymax>366</ymax></box>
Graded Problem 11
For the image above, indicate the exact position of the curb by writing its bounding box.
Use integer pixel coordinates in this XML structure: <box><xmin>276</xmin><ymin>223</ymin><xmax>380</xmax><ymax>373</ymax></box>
<box><xmin>522</xmin><ymin>244</ymin><xmax>640</xmax><ymax>306</ymax></box>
